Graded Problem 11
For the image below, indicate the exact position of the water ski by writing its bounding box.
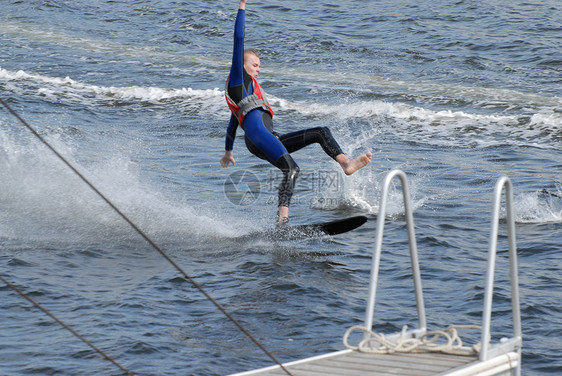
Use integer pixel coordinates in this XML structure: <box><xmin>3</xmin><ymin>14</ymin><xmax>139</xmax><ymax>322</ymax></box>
<box><xmin>237</xmin><ymin>215</ymin><xmax>368</xmax><ymax>241</ymax></box>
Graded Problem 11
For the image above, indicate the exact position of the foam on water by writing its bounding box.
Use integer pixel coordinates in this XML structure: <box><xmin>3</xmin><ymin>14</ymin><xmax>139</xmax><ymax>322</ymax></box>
<box><xmin>274</xmin><ymin>95</ymin><xmax>561</xmax><ymax>149</ymax></box>
<box><xmin>0</xmin><ymin>126</ymin><xmax>237</xmax><ymax>245</ymax></box>
<box><xmin>3</xmin><ymin>66</ymin><xmax>559</xmax><ymax>153</ymax></box>
<box><xmin>514</xmin><ymin>190</ymin><xmax>562</xmax><ymax>224</ymax></box>
<box><xmin>0</xmin><ymin>67</ymin><xmax>224</xmax><ymax>105</ymax></box>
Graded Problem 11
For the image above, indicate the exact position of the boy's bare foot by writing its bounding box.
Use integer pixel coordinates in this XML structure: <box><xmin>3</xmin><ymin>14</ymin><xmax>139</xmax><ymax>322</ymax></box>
<box><xmin>338</xmin><ymin>152</ymin><xmax>372</xmax><ymax>175</ymax></box>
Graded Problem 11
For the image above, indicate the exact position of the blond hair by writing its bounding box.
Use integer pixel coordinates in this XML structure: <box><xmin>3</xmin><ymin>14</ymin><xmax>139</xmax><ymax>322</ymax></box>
<box><xmin>244</xmin><ymin>49</ymin><xmax>260</xmax><ymax>61</ymax></box>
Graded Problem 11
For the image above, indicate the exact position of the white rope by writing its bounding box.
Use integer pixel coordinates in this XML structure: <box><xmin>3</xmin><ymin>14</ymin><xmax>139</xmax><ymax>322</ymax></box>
<box><xmin>343</xmin><ymin>325</ymin><xmax>482</xmax><ymax>356</ymax></box>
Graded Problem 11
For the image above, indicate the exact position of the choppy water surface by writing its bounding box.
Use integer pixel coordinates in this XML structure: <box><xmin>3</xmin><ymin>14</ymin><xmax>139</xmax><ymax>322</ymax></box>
<box><xmin>1</xmin><ymin>1</ymin><xmax>561</xmax><ymax>375</ymax></box>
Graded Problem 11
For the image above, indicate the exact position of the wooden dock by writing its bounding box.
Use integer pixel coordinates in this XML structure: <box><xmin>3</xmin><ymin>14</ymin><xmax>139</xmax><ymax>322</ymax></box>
<box><xmin>230</xmin><ymin>348</ymin><xmax>519</xmax><ymax>376</ymax></box>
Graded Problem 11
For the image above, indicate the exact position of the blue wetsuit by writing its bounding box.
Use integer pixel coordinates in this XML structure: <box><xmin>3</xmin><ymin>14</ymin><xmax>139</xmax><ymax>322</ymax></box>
<box><xmin>226</xmin><ymin>8</ymin><xmax>344</xmax><ymax>208</ymax></box>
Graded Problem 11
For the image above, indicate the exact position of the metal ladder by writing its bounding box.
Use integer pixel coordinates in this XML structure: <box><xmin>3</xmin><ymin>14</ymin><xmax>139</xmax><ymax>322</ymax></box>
<box><xmin>364</xmin><ymin>169</ymin><xmax>522</xmax><ymax>375</ymax></box>
<box><xmin>481</xmin><ymin>176</ymin><xmax>522</xmax><ymax>376</ymax></box>
<box><xmin>364</xmin><ymin>169</ymin><xmax>426</xmax><ymax>340</ymax></box>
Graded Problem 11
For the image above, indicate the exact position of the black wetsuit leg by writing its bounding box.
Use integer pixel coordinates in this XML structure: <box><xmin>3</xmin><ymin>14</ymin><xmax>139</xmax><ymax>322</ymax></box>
<box><xmin>274</xmin><ymin>154</ymin><xmax>300</xmax><ymax>207</ymax></box>
<box><xmin>279</xmin><ymin>127</ymin><xmax>344</xmax><ymax>159</ymax></box>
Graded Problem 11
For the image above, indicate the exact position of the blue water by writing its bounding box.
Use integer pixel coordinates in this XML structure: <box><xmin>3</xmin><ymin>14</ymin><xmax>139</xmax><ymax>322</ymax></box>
<box><xmin>1</xmin><ymin>1</ymin><xmax>561</xmax><ymax>375</ymax></box>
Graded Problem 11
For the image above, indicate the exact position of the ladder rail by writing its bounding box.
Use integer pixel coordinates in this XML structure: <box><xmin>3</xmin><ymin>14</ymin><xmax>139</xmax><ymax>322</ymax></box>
<box><xmin>364</xmin><ymin>169</ymin><xmax>427</xmax><ymax>338</ymax></box>
<box><xmin>480</xmin><ymin>176</ymin><xmax>522</xmax><ymax>376</ymax></box>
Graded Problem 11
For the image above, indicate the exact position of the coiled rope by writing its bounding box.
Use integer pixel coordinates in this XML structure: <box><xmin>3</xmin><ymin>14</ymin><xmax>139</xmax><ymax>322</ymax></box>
<box><xmin>343</xmin><ymin>324</ymin><xmax>482</xmax><ymax>356</ymax></box>
<box><xmin>0</xmin><ymin>98</ymin><xmax>294</xmax><ymax>376</ymax></box>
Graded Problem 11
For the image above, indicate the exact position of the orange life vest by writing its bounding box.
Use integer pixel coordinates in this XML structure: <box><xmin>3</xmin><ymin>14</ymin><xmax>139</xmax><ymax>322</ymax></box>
<box><xmin>225</xmin><ymin>75</ymin><xmax>274</xmax><ymax>126</ymax></box>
